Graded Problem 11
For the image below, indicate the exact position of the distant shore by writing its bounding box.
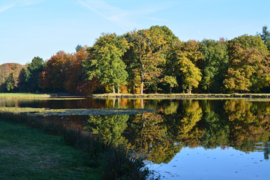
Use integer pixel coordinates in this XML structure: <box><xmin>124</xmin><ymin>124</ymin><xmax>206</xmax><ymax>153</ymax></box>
<box><xmin>2</xmin><ymin>92</ymin><xmax>270</xmax><ymax>100</ymax></box>
<box><xmin>91</xmin><ymin>93</ymin><xmax>270</xmax><ymax>100</ymax></box>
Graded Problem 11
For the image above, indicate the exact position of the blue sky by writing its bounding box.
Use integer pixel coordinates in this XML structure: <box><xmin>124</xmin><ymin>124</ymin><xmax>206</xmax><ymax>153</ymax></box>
<box><xmin>0</xmin><ymin>0</ymin><xmax>269</xmax><ymax>65</ymax></box>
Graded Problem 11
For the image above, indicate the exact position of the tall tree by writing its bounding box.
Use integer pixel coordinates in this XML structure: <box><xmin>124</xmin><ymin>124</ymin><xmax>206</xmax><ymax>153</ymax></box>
<box><xmin>259</xmin><ymin>26</ymin><xmax>270</xmax><ymax>51</ymax></box>
<box><xmin>199</xmin><ymin>39</ymin><xmax>228</xmax><ymax>92</ymax></box>
<box><xmin>41</xmin><ymin>51</ymin><xmax>69</xmax><ymax>92</ymax></box>
<box><xmin>224</xmin><ymin>35</ymin><xmax>270</xmax><ymax>92</ymax></box>
<box><xmin>75</xmin><ymin>44</ymin><xmax>83</xmax><ymax>52</ymax></box>
<box><xmin>177</xmin><ymin>41</ymin><xmax>203</xmax><ymax>93</ymax></box>
<box><xmin>83</xmin><ymin>33</ymin><xmax>129</xmax><ymax>93</ymax></box>
<box><xmin>24</xmin><ymin>57</ymin><xmax>44</xmax><ymax>92</ymax></box>
<box><xmin>127</xmin><ymin>28</ymin><xmax>167</xmax><ymax>94</ymax></box>
<box><xmin>6</xmin><ymin>73</ymin><xmax>14</xmax><ymax>91</ymax></box>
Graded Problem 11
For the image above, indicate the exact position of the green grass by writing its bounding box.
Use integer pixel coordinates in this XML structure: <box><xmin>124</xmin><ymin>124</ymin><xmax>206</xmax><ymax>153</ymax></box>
<box><xmin>0</xmin><ymin>93</ymin><xmax>51</xmax><ymax>99</ymax></box>
<box><xmin>91</xmin><ymin>93</ymin><xmax>270</xmax><ymax>100</ymax></box>
<box><xmin>0</xmin><ymin>93</ymin><xmax>85</xmax><ymax>100</ymax></box>
<box><xmin>0</xmin><ymin>120</ymin><xmax>101</xmax><ymax>180</ymax></box>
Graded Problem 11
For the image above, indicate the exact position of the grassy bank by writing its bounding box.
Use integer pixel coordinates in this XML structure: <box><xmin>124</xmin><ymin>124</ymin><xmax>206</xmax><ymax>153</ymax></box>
<box><xmin>91</xmin><ymin>93</ymin><xmax>270</xmax><ymax>99</ymax></box>
<box><xmin>0</xmin><ymin>93</ymin><xmax>52</xmax><ymax>99</ymax></box>
<box><xmin>0</xmin><ymin>120</ymin><xmax>101</xmax><ymax>180</ymax></box>
<box><xmin>0</xmin><ymin>93</ymin><xmax>86</xmax><ymax>100</ymax></box>
<box><xmin>0</xmin><ymin>112</ymin><xmax>152</xmax><ymax>180</ymax></box>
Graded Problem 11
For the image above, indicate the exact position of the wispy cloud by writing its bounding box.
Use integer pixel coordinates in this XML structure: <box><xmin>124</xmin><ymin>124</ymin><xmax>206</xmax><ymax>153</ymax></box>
<box><xmin>0</xmin><ymin>0</ymin><xmax>44</xmax><ymax>13</ymax></box>
<box><xmin>77</xmin><ymin>0</ymin><xmax>129</xmax><ymax>30</ymax></box>
<box><xmin>0</xmin><ymin>4</ymin><xmax>15</xmax><ymax>13</ymax></box>
<box><xmin>77</xmin><ymin>0</ymin><xmax>176</xmax><ymax>31</ymax></box>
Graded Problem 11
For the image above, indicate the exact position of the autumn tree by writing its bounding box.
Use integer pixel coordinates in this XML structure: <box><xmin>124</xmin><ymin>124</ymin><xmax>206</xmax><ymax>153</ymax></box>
<box><xmin>64</xmin><ymin>46</ymin><xmax>89</xmax><ymax>93</ymax></box>
<box><xmin>199</xmin><ymin>39</ymin><xmax>228</xmax><ymax>92</ymax></box>
<box><xmin>163</xmin><ymin>76</ymin><xmax>178</xmax><ymax>93</ymax></box>
<box><xmin>126</xmin><ymin>28</ymin><xmax>167</xmax><ymax>94</ymax></box>
<box><xmin>224</xmin><ymin>35</ymin><xmax>270</xmax><ymax>92</ymax></box>
<box><xmin>40</xmin><ymin>51</ymin><xmax>70</xmax><ymax>92</ymax></box>
<box><xmin>175</xmin><ymin>41</ymin><xmax>203</xmax><ymax>93</ymax></box>
<box><xmin>83</xmin><ymin>33</ymin><xmax>129</xmax><ymax>93</ymax></box>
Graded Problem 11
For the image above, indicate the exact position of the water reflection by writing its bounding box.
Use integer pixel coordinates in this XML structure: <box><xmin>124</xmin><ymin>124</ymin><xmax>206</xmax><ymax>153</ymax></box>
<box><xmin>80</xmin><ymin>100</ymin><xmax>270</xmax><ymax>164</ymax></box>
<box><xmin>84</xmin><ymin>115</ymin><xmax>129</xmax><ymax>146</ymax></box>
<box><xmin>1</xmin><ymin>98</ymin><xmax>270</xmax><ymax>165</ymax></box>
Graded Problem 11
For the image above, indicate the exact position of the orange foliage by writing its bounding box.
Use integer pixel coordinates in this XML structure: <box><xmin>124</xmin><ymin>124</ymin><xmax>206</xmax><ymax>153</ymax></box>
<box><xmin>39</xmin><ymin>49</ymin><xmax>101</xmax><ymax>94</ymax></box>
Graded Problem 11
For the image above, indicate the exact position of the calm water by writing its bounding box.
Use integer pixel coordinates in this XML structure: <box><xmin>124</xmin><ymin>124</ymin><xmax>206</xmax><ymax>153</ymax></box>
<box><xmin>1</xmin><ymin>98</ymin><xmax>270</xmax><ymax>180</ymax></box>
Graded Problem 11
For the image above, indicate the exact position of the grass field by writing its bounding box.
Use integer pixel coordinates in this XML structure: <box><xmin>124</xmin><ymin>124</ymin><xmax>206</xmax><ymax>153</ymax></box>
<box><xmin>0</xmin><ymin>120</ymin><xmax>101</xmax><ymax>180</ymax></box>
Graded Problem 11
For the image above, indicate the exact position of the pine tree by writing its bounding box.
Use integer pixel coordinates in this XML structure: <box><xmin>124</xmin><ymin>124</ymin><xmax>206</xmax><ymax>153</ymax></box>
<box><xmin>259</xmin><ymin>26</ymin><xmax>270</xmax><ymax>51</ymax></box>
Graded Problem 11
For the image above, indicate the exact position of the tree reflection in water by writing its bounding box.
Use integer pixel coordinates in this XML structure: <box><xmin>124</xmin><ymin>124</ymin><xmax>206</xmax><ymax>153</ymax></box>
<box><xmin>81</xmin><ymin>99</ymin><xmax>270</xmax><ymax>164</ymax></box>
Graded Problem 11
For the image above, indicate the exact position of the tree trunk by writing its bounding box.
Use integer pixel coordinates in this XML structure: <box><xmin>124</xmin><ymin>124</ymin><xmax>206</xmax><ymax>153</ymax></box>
<box><xmin>188</xmin><ymin>85</ymin><xmax>192</xmax><ymax>94</ymax></box>
<box><xmin>133</xmin><ymin>85</ymin><xmax>135</xmax><ymax>94</ymax></box>
<box><xmin>112</xmin><ymin>85</ymin><xmax>115</xmax><ymax>93</ymax></box>
<box><xmin>140</xmin><ymin>76</ymin><xmax>144</xmax><ymax>95</ymax></box>
<box><xmin>140</xmin><ymin>64</ymin><xmax>144</xmax><ymax>95</ymax></box>
<box><xmin>118</xmin><ymin>87</ymin><xmax>121</xmax><ymax>94</ymax></box>
<box><xmin>170</xmin><ymin>87</ymin><xmax>172</xmax><ymax>94</ymax></box>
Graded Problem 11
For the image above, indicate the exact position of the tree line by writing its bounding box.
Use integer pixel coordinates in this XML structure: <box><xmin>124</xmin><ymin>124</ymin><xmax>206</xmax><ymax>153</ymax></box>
<box><xmin>1</xmin><ymin>25</ymin><xmax>270</xmax><ymax>94</ymax></box>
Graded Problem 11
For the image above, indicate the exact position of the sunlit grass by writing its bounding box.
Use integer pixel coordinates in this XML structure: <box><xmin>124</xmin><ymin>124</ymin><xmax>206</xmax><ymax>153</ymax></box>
<box><xmin>92</xmin><ymin>93</ymin><xmax>270</xmax><ymax>100</ymax></box>
<box><xmin>0</xmin><ymin>120</ymin><xmax>101</xmax><ymax>180</ymax></box>
<box><xmin>0</xmin><ymin>93</ymin><xmax>51</xmax><ymax>99</ymax></box>
<box><xmin>0</xmin><ymin>93</ymin><xmax>86</xmax><ymax>100</ymax></box>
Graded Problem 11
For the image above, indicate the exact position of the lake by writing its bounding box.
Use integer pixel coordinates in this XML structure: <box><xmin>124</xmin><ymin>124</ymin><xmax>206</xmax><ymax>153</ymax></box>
<box><xmin>1</xmin><ymin>98</ymin><xmax>269</xmax><ymax>180</ymax></box>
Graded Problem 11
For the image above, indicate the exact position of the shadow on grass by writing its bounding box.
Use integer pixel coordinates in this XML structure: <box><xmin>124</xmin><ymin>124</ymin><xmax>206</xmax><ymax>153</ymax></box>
<box><xmin>0</xmin><ymin>112</ymin><xmax>156</xmax><ymax>180</ymax></box>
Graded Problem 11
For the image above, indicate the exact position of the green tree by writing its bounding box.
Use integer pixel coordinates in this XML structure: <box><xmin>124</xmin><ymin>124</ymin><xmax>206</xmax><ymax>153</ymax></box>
<box><xmin>199</xmin><ymin>39</ymin><xmax>228</xmax><ymax>92</ymax></box>
<box><xmin>6</xmin><ymin>73</ymin><xmax>14</xmax><ymax>91</ymax></box>
<box><xmin>83</xmin><ymin>33</ymin><xmax>129</xmax><ymax>93</ymax></box>
<box><xmin>75</xmin><ymin>44</ymin><xmax>83</xmax><ymax>52</ymax></box>
<box><xmin>127</xmin><ymin>28</ymin><xmax>166</xmax><ymax>94</ymax></box>
<box><xmin>24</xmin><ymin>57</ymin><xmax>44</xmax><ymax>92</ymax></box>
<box><xmin>176</xmin><ymin>41</ymin><xmax>203</xmax><ymax>93</ymax></box>
<box><xmin>164</xmin><ymin>76</ymin><xmax>178</xmax><ymax>93</ymax></box>
<box><xmin>259</xmin><ymin>26</ymin><xmax>270</xmax><ymax>51</ymax></box>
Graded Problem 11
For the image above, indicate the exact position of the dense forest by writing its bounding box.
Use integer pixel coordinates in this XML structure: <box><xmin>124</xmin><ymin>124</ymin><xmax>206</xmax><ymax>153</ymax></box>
<box><xmin>1</xmin><ymin>25</ymin><xmax>270</xmax><ymax>94</ymax></box>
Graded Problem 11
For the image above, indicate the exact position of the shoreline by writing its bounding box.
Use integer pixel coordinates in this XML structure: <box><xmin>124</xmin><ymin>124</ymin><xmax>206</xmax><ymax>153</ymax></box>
<box><xmin>91</xmin><ymin>93</ymin><xmax>270</xmax><ymax>99</ymax></box>
<box><xmin>2</xmin><ymin>92</ymin><xmax>270</xmax><ymax>100</ymax></box>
